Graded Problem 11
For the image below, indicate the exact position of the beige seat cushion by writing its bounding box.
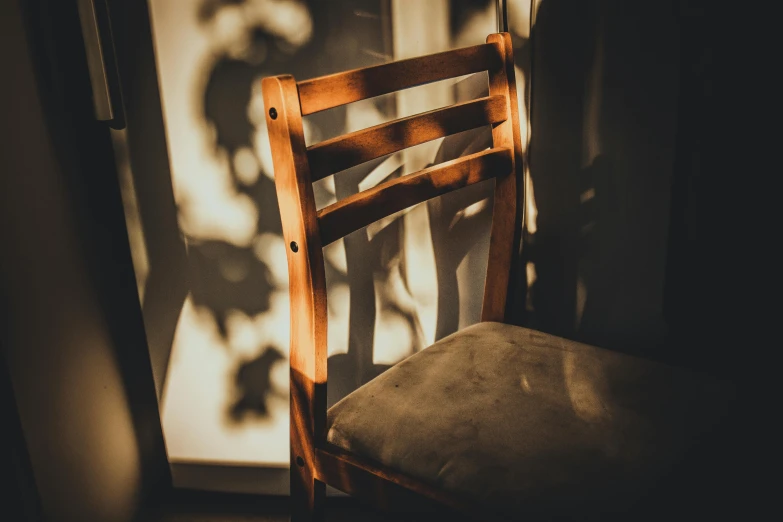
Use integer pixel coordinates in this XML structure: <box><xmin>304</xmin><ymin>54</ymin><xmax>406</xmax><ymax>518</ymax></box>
<box><xmin>326</xmin><ymin>322</ymin><xmax>733</xmax><ymax>520</ymax></box>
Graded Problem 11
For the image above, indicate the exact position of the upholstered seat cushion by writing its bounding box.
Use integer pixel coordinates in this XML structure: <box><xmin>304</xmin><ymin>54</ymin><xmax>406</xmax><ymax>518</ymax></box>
<box><xmin>326</xmin><ymin>322</ymin><xmax>733</xmax><ymax>520</ymax></box>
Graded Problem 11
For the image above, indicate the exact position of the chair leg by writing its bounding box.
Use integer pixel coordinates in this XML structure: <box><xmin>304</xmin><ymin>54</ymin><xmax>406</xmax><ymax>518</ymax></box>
<box><xmin>291</xmin><ymin>459</ymin><xmax>325</xmax><ymax>522</ymax></box>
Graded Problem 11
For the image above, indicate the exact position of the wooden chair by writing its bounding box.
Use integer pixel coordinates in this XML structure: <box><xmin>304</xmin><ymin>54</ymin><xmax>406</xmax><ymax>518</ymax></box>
<box><xmin>262</xmin><ymin>33</ymin><xmax>733</xmax><ymax>522</ymax></box>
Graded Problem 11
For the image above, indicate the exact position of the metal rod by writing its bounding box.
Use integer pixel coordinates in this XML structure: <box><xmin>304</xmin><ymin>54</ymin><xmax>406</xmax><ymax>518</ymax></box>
<box><xmin>496</xmin><ymin>0</ymin><xmax>509</xmax><ymax>32</ymax></box>
<box><xmin>76</xmin><ymin>0</ymin><xmax>124</xmax><ymax>128</ymax></box>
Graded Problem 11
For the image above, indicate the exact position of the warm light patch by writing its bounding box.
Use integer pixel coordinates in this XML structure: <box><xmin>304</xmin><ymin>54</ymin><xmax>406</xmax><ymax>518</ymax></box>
<box><xmin>111</xmin><ymin>128</ymin><xmax>149</xmax><ymax>303</ymax></box>
<box><xmin>327</xmin><ymin>282</ymin><xmax>350</xmax><ymax>357</ymax></box>
<box><xmin>252</xmin><ymin>232</ymin><xmax>288</xmax><ymax>288</ymax></box>
<box><xmin>323</xmin><ymin>237</ymin><xmax>348</xmax><ymax>275</ymax></box>
<box><xmin>562</xmin><ymin>350</ymin><xmax>612</xmax><ymax>424</ymax></box>
<box><xmin>520</xmin><ymin>374</ymin><xmax>532</xmax><ymax>393</ymax></box>
<box><xmin>525</xmin><ymin>168</ymin><xmax>538</xmax><ymax>234</ymax></box>
<box><xmin>449</xmin><ymin>196</ymin><xmax>490</xmax><ymax>230</ymax></box>
<box><xmin>253</xmin><ymin>119</ymin><xmax>275</xmax><ymax>181</ymax></box>
<box><xmin>234</xmin><ymin>146</ymin><xmax>261</xmax><ymax>185</ymax></box>
<box><xmin>162</xmin><ymin>296</ymin><xmax>289</xmax><ymax>466</ymax></box>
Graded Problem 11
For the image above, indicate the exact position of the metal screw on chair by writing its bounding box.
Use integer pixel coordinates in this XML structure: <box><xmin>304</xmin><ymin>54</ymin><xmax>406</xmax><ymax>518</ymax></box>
<box><xmin>269</xmin><ymin>107</ymin><xmax>277</xmax><ymax>120</ymax></box>
<box><xmin>290</xmin><ymin>241</ymin><xmax>299</xmax><ymax>253</ymax></box>
<box><xmin>296</xmin><ymin>456</ymin><xmax>305</xmax><ymax>467</ymax></box>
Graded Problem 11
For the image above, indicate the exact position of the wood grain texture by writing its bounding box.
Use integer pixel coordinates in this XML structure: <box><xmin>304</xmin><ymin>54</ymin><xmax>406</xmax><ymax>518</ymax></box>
<box><xmin>480</xmin><ymin>33</ymin><xmax>525</xmax><ymax>323</ymax></box>
<box><xmin>307</xmin><ymin>95</ymin><xmax>508</xmax><ymax>182</ymax></box>
<box><xmin>297</xmin><ymin>43</ymin><xmax>501</xmax><ymax>115</ymax></box>
<box><xmin>317</xmin><ymin>148</ymin><xmax>511</xmax><ymax>246</ymax></box>
<box><xmin>261</xmin><ymin>75</ymin><xmax>328</xmax><ymax>522</ymax></box>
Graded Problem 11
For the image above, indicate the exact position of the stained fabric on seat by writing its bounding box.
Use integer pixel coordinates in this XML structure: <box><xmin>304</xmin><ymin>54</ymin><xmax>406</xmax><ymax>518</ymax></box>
<box><xmin>326</xmin><ymin>322</ymin><xmax>733</xmax><ymax>520</ymax></box>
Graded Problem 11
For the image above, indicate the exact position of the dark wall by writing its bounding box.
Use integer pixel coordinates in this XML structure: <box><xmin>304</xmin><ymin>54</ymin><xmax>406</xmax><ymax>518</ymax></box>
<box><xmin>663</xmin><ymin>0</ymin><xmax>741</xmax><ymax>379</ymax></box>
<box><xmin>0</xmin><ymin>0</ymin><xmax>169</xmax><ymax>520</ymax></box>
<box><xmin>527</xmin><ymin>0</ymin><xmax>682</xmax><ymax>361</ymax></box>
<box><xmin>524</xmin><ymin>4</ymin><xmax>747</xmax><ymax>513</ymax></box>
<box><xmin>526</xmin><ymin>0</ymin><xmax>743</xmax><ymax>380</ymax></box>
<box><xmin>524</xmin><ymin>0</ymin><xmax>749</xmax><ymax>381</ymax></box>
<box><xmin>1</xmin><ymin>355</ymin><xmax>41</xmax><ymax>522</ymax></box>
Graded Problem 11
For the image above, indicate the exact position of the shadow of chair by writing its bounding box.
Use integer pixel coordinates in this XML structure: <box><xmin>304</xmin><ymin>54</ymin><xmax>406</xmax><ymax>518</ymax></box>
<box><xmin>261</xmin><ymin>33</ymin><xmax>736</xmax><ymax>522</ymax></box>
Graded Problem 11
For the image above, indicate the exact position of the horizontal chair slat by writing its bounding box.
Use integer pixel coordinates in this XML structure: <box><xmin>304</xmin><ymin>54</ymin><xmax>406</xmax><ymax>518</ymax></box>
<box><xmin>317</xmin><ymin>147</ymin><xmax>512</xmax><ymax>245</ymax></box>
<box><xmin>307</xmin><ymin>95</ymin><xmax>507</xmax><ymax>182</ymax></box>
<box><xmin>297</xmin><ymin>43</ymin><xmax>501</xmax><ymax>115</ymax></box>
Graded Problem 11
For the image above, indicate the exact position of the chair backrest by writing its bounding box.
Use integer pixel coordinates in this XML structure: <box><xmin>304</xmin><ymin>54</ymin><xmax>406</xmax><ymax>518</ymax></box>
<box><xmin>262</xmin><ymin>33</ymin><xmax>523</xmax><ymax>442</ymax></box>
